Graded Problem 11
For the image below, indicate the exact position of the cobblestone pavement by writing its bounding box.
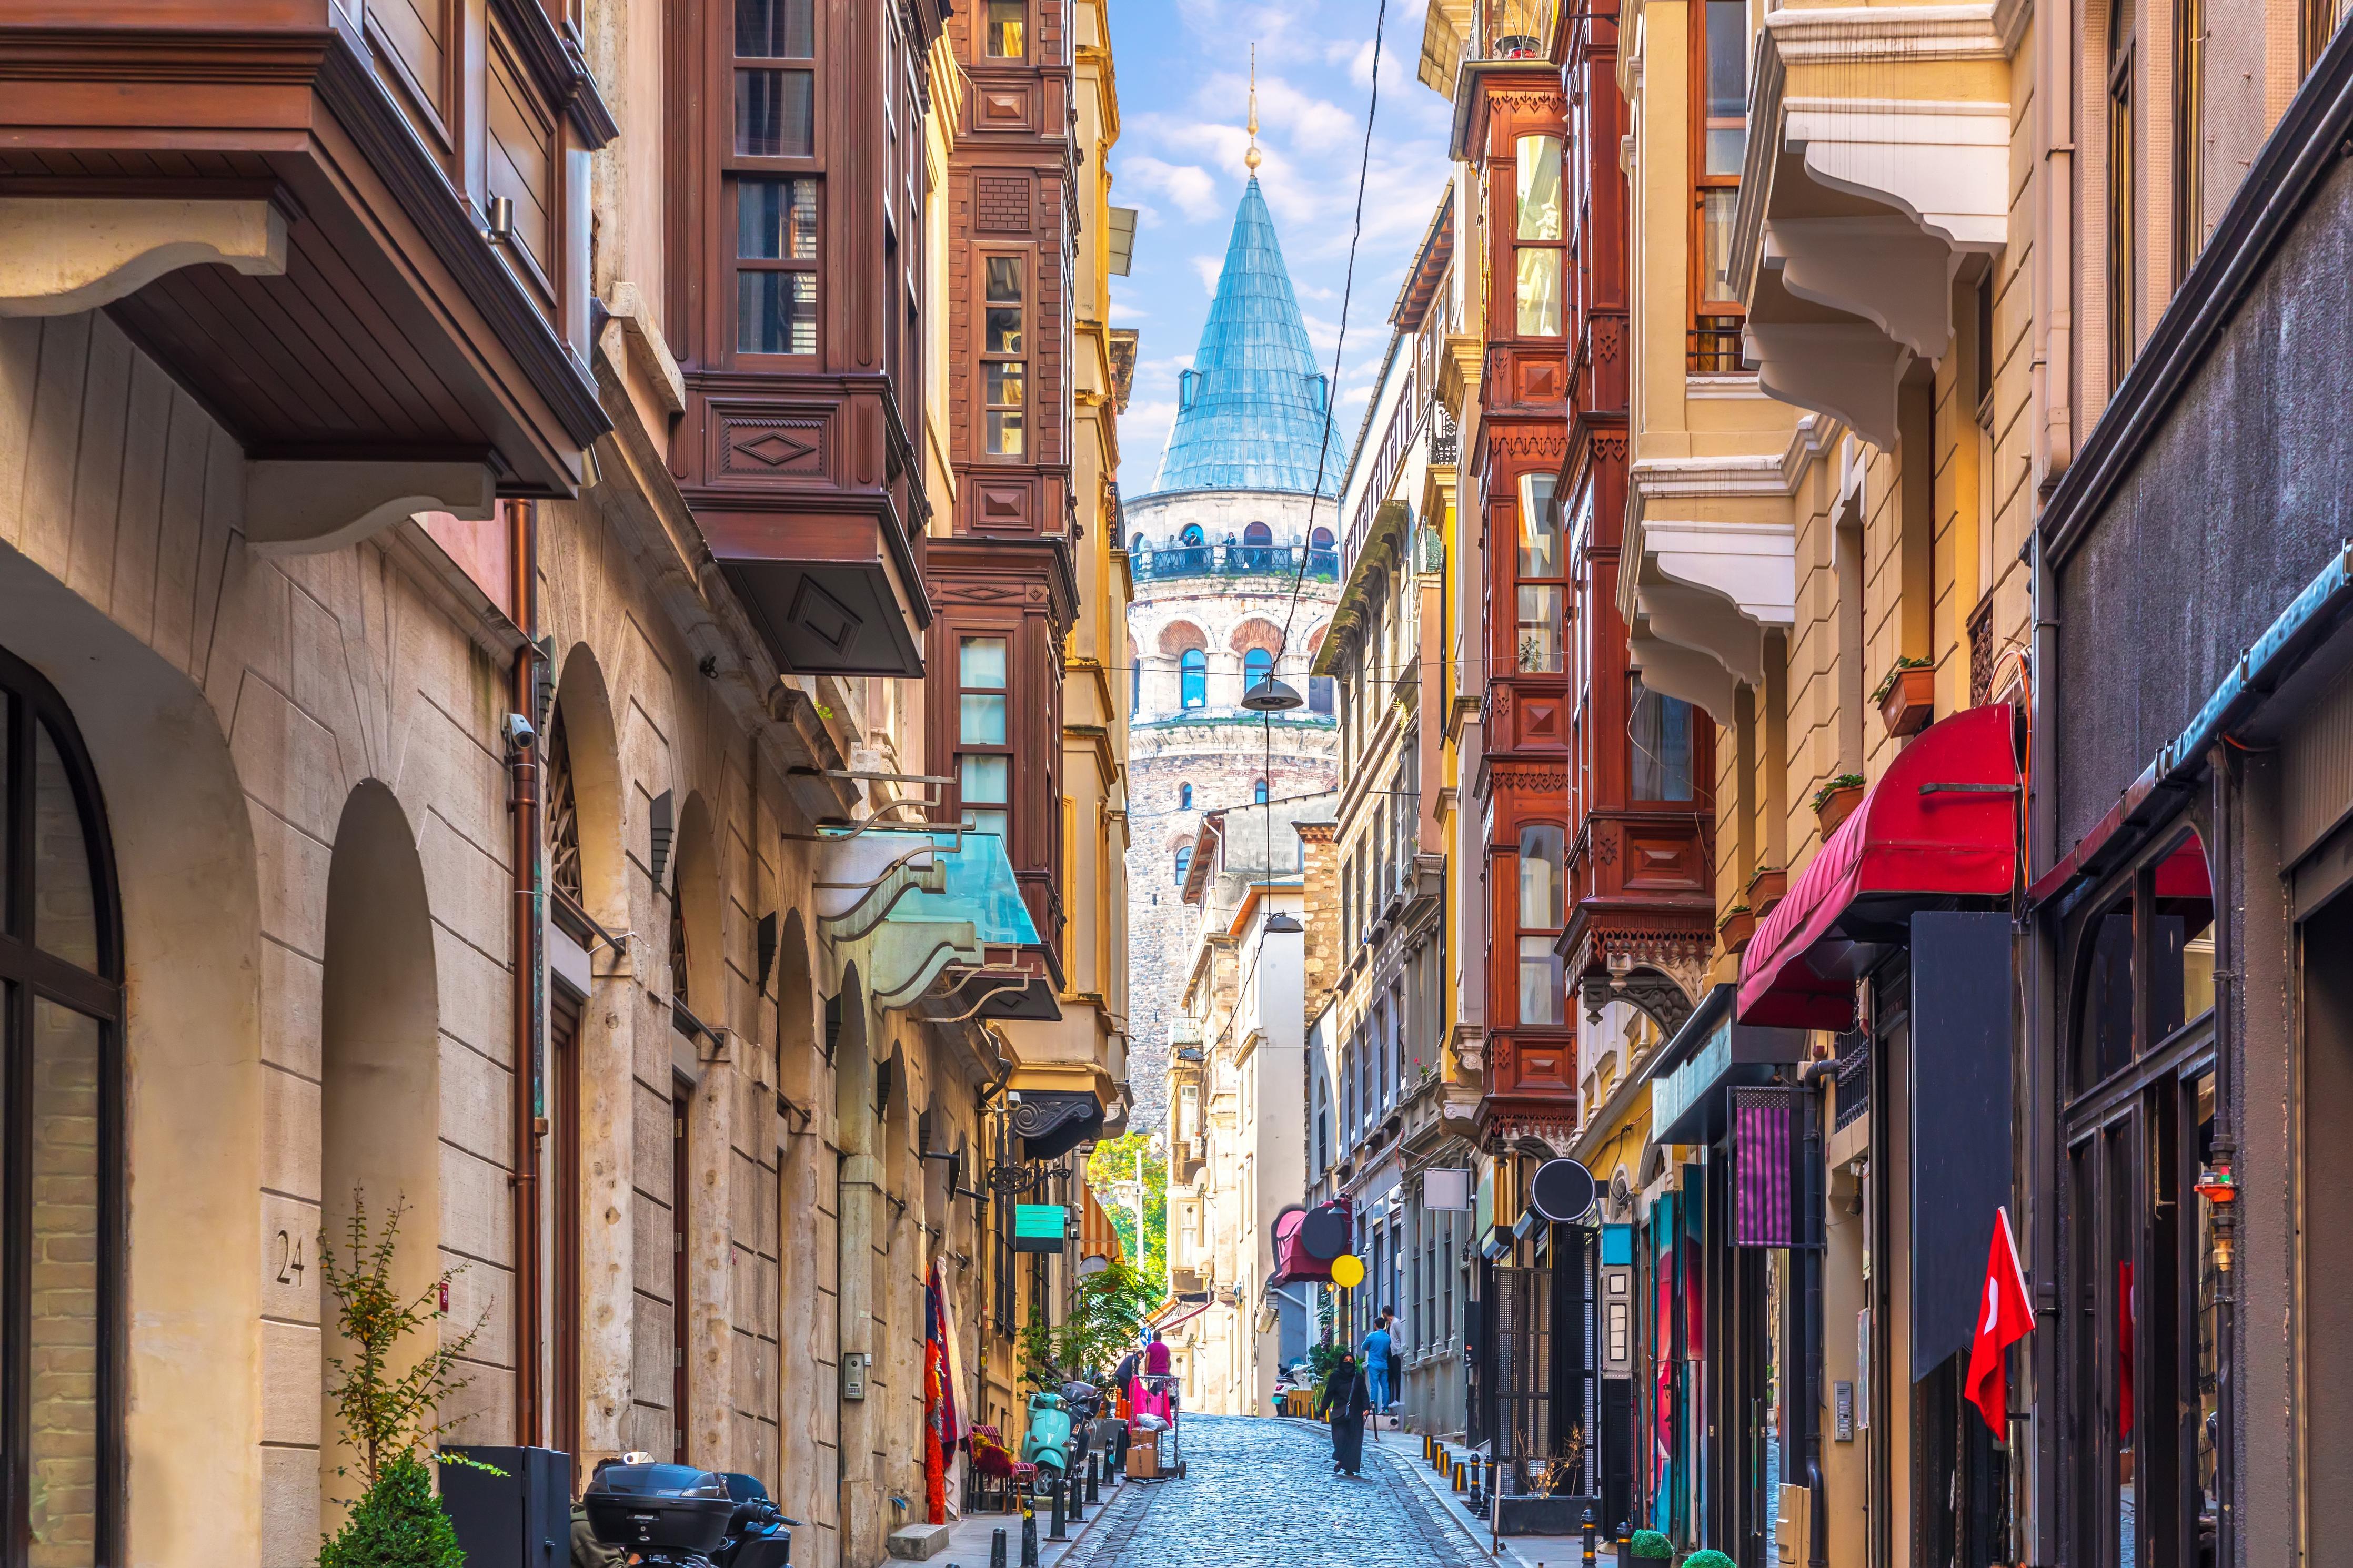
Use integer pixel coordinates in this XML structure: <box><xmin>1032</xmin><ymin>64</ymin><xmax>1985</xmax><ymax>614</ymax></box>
<box><xmin>1058</xmin><ymin>1416</ymin><xmax>1492</xmax><ymax>1567</ymax></box>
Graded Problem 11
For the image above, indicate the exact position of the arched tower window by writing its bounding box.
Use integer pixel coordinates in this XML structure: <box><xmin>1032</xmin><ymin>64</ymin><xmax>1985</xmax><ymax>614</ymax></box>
<box><xmin>1243</xmin><ymin>521</ymin><xmax>1273</xmax><ymax>545</ymax></box>
<box><xmin>1243</xmin><ymin>648</ymin><xmax>1273</xmax><ymax>690</ymax></box>
<box><xmin>1174</xmin><ymin>846</ymin><xmax>1192</xmax><ymax>885</ymax></box>
<box><xmin>1180</xmin><ymin>523</ymin><xmax>1205</xmax><ymax>546</ymax></box>
<box><xmin>1255</xmin><ymin>777</ymin><xmax>1270</xmax><ymax>804</ymax></box>
<box><xmin>1180</xmin><ymin>783</ymin><xmax>1193</xmax><ymax>810</ymax></box>
<box><xmin>1311</xmin><ymin>526</ymin><xmax>1335</xmax><ymax>550</ymax></box>
<box><xmin>1180</xmin><ymin>650</ymin><xmax>1207</xmax><ymax>709</ymax></box>
<box><xmin>0</xmin><ymin>645</ymin><xmax>124</xmax><ymax>1564</ymax></box>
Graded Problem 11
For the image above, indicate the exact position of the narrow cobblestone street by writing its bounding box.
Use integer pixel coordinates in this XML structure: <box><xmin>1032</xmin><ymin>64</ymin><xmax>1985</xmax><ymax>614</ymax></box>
<box><xmin>1059</xmin><ymin>1417</ymin><xmax>1489</xmax><ymax>1568</ymax></box>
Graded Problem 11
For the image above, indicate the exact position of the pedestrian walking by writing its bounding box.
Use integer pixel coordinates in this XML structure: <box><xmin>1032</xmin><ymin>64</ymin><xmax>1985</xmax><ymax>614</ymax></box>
<box><xmin>1143</xmin><ymin>1330</ymin><xmax>1171</xmax><ymax>1378</ymax></box>
<box><xmin>1360</xmin><ymin>1310</ymin><xmax>1395</xmax><ymax>1439</ymax></box>
<box><xmin>1319</xmin><ymin>1352</ymin><xmax>1373</xmax><ymax>1477</ymax></box>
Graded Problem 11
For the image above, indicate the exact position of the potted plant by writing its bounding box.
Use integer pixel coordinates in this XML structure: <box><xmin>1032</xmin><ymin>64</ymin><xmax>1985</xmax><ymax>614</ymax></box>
<box><xmin>1683</xmin><ymin>1553</ymin><xmax>1738</xmax><ymax>1568</ymax></box>
<box><xmin>1744</xmin><ymin>864</ymin><xmax>1787</xmax><ymax>917</ymax></box>
<box><xmin>1627</xmin><ymin>1530</ymin><xmax>1674</xmax><ymax>1562</ymax></box>
<box><xmin>317</xmin><ymin>1192</ymin><xmax>492</xmax><ymax>1568</ymax></box>
<box><xmin>1812</xmin><ymin>772</ymin><xmax>1866</xmax><ymax>834</ymax></box>
<box><xmin>1873</xmin><ymin>656</ymin><xmax>1936</xmax><ymax>737</ymax></box>
<box><xmin>1718</xmin><ymin>902</ymin><xmax>1757</xmax><ymax>953</ymax></box>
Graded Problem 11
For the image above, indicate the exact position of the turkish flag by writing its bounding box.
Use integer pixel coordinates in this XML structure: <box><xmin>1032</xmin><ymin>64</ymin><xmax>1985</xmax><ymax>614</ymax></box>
<box><xmin>1965</xmin><ymin>1206</ymin><xmax>2034</xmax><ymax>1438</ymax></box>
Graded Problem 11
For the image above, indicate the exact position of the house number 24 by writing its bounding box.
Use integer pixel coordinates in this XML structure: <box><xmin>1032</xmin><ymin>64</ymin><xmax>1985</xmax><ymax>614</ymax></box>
<box><xmin>276</xmin><ymin>1229</ymin><xmax>307</xmax><ymax>1286</ymax></box>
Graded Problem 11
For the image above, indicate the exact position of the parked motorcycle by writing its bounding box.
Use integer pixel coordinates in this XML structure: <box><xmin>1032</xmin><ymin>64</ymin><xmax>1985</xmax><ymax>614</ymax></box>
<box><xmin>586</xmin><ymin>1461</ymin><xmax>800</xmax><ymax>1567</ymax></box>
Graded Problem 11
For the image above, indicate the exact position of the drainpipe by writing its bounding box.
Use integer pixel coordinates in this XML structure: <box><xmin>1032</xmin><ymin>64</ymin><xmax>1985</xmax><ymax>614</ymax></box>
<box><xmin>508</xmin><ymin>499</ymin><xmax>546</xmax><ymax>1446</ymax></box>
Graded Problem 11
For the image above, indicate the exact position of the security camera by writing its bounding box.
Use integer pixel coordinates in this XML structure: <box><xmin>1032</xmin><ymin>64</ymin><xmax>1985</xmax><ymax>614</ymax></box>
<box><xmin>503</xmin><ymin>713</ymin><xmax>537</xmax><ymax>750</ymax></box>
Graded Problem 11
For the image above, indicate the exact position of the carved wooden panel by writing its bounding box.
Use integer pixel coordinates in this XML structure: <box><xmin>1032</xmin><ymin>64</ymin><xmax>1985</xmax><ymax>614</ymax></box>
<box><xmin>1514</xmin><ymin>693</ymin><xmax>1563</xmax><ymax>748</ymax></box>
<box><xmin>972</xmin><ymin>481</ymin><xmax>1034</xmax><ymax>530</ymax></box>
<box><xmin>1518</xmin><ymin>357</ymin><xmax>1561</xmax><ymax>403</ymax></box>
<box><xmin>1620</xmin><ymin>827</ymin><xmax>1704</xmax><ymax>892</ymax></box>
<box><xmin>978</xmin><ymin>86</ymin><xmax>1033</xmax><ymax>129</ymax></box>
<box><xmin>709</xmin><ymin>404</ymin><xmax>832</xmax><ymax>481</ymax></box>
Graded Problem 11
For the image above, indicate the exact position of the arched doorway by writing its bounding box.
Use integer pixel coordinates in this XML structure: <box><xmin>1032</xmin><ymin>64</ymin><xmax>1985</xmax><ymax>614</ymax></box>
<box><xmin>0</xmin><ymin>645</ymin><xmax>125</xmax><ymax>1564</ymax></box>
<box><xmin>317</xmin><ymin>781</ymin><xmax>441</xmax><ymax>1523</ymax></box>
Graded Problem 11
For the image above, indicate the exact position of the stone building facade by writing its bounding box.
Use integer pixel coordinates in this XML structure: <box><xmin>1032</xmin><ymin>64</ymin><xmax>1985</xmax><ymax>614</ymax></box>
<box><xmin>0</xmin><ymin>0</ymin><xmax>1128</xmax><ymax>1563</ymax></box>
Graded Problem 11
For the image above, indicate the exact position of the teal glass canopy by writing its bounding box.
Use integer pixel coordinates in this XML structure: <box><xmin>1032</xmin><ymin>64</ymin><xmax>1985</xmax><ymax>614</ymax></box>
<box><xmin>1147</xmin><ymin>177</ymin><xmax>1351</xmax><ymax>498</ymax></box>
<box><xmin>886</xmin><ymin>827</ymin><xmax>1041</xmax><ymax>946</ymax></box>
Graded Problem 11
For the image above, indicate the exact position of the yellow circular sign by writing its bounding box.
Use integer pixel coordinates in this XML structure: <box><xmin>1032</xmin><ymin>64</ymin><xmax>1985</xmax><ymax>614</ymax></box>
<box><xmin>1330</xmin><ymin>1253</ymin><xmax>1365</xmax><ymax>1288</ymax></box>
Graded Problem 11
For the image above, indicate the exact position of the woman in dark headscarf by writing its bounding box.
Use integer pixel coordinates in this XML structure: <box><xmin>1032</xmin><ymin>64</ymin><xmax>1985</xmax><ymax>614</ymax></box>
<box><xmin>1319</xmin><ymin>1350</ymin><xmax>1373</xmax><ymax>1476</ymax></box>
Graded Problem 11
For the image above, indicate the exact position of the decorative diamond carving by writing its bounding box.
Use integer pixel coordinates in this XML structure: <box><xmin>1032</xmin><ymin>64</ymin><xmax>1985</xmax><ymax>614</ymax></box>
<box><xmin>787</xmin><ymin>576</ymin><xmax>862</xmax><ymax>657</ymax></box>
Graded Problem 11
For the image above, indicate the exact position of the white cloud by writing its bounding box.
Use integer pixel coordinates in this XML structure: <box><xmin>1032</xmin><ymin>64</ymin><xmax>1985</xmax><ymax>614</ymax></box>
<box><xmin>1110</xmin><ymin>298</ymin><xmax>1150</xmax><ymax>322</ymax></box>
<box><xmin>1121</xmin><ymin>398</ymin><xmax>1181</xmax><ymax>482</ymax></box>
<box><xmin>1119</xmin><ymin>155</ymin><xmax>1226</xmax><ymax>222</ymax></box>
<box><xmin>1191</xmin><ymin>255</ymin><xmax>1224</xmax><ymax>295</ymax></box>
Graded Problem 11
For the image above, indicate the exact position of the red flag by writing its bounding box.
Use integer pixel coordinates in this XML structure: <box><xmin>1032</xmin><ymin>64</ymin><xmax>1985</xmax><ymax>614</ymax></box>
<box><xmin>1965</xmin><ymin>1206</ymin><xmax>2034</xmax><ymax>1437</ymax></box>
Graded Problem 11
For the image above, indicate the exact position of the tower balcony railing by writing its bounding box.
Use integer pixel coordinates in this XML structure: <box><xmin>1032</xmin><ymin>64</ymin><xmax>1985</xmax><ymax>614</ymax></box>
<box><xmin>1133</xmin><ymin>543</ymin><xmax>1341</xmax><ymax>582</ymax></box>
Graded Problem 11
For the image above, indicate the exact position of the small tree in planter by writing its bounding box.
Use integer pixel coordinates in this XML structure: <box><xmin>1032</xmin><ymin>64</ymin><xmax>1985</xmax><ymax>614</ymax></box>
<box><xmin>1627</xmin><ymin>1529</ymin><xmax>1674</xmax><ymax>1561</ymax></box>
<box><xmin>317</xmin><ymin>1192</ymin><xmax>493</xmax><ymax>1568</ymax></box>
<box><xmin>1683</xmin><ymin>1551</ymin><xmax>1738</xmax><ymax>1568</ymax></box>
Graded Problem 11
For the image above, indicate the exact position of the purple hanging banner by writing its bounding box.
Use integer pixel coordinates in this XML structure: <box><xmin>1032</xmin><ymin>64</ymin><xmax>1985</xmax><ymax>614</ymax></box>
<box><xmin>1733</xmin><ymin>1085</ymin><xmax>1796</xmax><ymax>1247</ymax></box>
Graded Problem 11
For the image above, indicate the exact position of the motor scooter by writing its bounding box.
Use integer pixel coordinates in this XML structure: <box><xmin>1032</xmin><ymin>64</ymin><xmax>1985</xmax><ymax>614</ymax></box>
<box><xmin>1018</xmin><ymin>1391</ymin><xmax>1074</xmax><ymax>1481</ymax></box>
<box><xmin>586</xmin><ymin>1461</ymin><xmax>800</xmax><ymax>1567</ymax></box>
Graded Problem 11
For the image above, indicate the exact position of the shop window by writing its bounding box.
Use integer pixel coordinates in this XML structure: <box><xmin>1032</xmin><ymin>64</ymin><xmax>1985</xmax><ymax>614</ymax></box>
<box><xmin>1630</xmin><ymin>676</ymin><xmax>1696</xmax><ymax>802</ymax></box>
<box><xmin>981</xmin><ymin>256</ymin><xmax>1027</xmax><ymax>456</ymax></box>
<box><xmin>2075</xmin><ymin>899</ymin><xmax>2134</xmax><ymax>1090</ymax></box>
<box><xmin>957</xmin><ymin>634</ymin><xmax>1011</xmax><ymax>841</ymax></box>
<box><xmin>1515</xmin><ymin>473</ymin><xmax>1565</xmax><ymax>673</ymax></box>
<box><xmin>2151</xmin><ymin>832</ymin><xmax>2216</xmax><ymax>1041</ymax></box>
<box><xmin>0</xmin><ymin>649</ymin><xmax>124</xmax><ymax>1564</ymax></box>
<box><xmin>1512</xmin><ymin>135</ymin><xmax>1564</xmax><ymax>337</ymax></box>
<box><xmin>1180</xmin><ymin>649</ymin><xmax>1206</xmax><ymax>709</ymax></box>
<box><xmin>1518</xmin><ymin>824</ymin><xmax>1565</xmax><ymax>1025</ymax></box>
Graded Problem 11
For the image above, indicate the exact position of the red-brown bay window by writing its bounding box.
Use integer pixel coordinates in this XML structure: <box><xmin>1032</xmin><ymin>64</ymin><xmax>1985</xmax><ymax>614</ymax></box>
<box><xmin>1515</xmin><ymin>472</ymin><xmax>1566</xmax><ymax>674</ymax></box>
<box><xmin>729</xmin><ymin>0</ymin><xmax>820</xmax><ymax>359</ymax></box>
<box><xmin>1513</xmin><ymin>133</ymin><xmax>1565</xmax><ymax>337</ymax></box>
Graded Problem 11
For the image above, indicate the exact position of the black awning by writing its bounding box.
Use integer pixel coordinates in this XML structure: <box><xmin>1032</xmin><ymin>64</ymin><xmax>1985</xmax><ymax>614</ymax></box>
<box><xmin>1012</xmin><ymin>1090</ymin><xmax>1104</xmax><ymax>1162</ymax></box>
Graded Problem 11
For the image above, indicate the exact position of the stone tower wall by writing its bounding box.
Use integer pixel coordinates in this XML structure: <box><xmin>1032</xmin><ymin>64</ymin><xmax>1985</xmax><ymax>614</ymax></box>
<box><xmin>1121</xmin><ymin>487</ymin><xmax>1341</xmax><ymax>1131</ymax></box>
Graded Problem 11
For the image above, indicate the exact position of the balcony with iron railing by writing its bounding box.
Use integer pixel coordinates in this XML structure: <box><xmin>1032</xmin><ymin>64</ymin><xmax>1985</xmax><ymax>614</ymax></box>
<box><xmin>1476</xmin><ymin>0</ymin><xmax>1558</xmax><ymax>59</ymax></box>
<box><xmin>1688</xmin><ymin>315</ymin><xmax>1755</xmax><ymax>375</ymax></box>
<box><xmin>1132</xmin><ymin>539</ymin><xmax>1339</xmax><ymax>582</ymax></box>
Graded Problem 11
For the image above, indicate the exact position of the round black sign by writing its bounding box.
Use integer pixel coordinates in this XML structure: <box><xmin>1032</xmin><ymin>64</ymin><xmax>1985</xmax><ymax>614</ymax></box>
<box><xmin>1529</xmin><ymin>1158</ymin><xmax>1597</xmax><ymax>1225</ymax></box>
<box><xmin>1298</xmin><ymin>1205</ymin><xmax>1352</xmax><ymax>1261</ymax></box>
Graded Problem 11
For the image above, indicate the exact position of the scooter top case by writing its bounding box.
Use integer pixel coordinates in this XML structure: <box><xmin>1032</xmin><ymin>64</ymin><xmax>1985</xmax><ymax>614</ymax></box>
<box><xmin>585</xmin><ymin>1463</ymin><xmax>735</xmax><ymax>1557</ymax></box>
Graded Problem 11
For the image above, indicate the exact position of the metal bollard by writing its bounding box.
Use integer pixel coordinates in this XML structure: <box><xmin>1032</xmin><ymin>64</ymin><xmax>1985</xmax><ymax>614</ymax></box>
<box><xmin>990</xmin><ymin>1526</ymin><xmax>1009</xmax><ymax>1568</ymax></box>
<box><xmin>1452</xmin><ymin>1459</ymin><xmax>1465</xmax><ymax>1492</ymax></box>
<box><xmin>1020</xmin><ymin>1496</ymin><xmax>1039</xmax><ymax>1568</ymax></box>
<box><xmin>1581</xmin><ymin>1505</ymin><xmax>1598</xmax><ymax>1568</ymax></box>
<box><xmin>1047</xmin><ymin>1476</ymin><xmax>1069</xmax><ymax>1542</ymax></box>
<box><xmin>1087</xmin><ymin>1453</ymin><xmax>1101</xmax><ymax>1504</ymax></box>
<box><xmin>1070</xmin><ymin>1465</ymin><xmax>1087</xmax><ymax>1523</ymax></box>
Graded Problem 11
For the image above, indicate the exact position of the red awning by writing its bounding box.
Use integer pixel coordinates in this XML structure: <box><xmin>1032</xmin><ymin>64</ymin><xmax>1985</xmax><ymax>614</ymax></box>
<box><xmin>1737</xmin><ymin>705</ymin><xmax>2020</xmax><ymax>1029</ymax></box>
<box><xmin>1269</xmin><ymin>1202</ymin><xmax>1341</xmax><ymax>1286</ymax></box>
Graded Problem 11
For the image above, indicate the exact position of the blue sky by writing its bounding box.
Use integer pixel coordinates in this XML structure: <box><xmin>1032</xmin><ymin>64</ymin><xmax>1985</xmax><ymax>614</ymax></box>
<box><xmin>1104</xmin><ymin>0</ymin><xmax>1456</xmax><ymax>492</ymax></box>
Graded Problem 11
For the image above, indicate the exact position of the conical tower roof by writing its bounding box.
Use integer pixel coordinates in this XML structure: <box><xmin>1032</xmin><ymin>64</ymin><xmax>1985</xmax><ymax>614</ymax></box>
<box><xmin>1147</xmin><ymin>178</ymin><xmax>1351</xmax><ymax>497</ymax></box>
